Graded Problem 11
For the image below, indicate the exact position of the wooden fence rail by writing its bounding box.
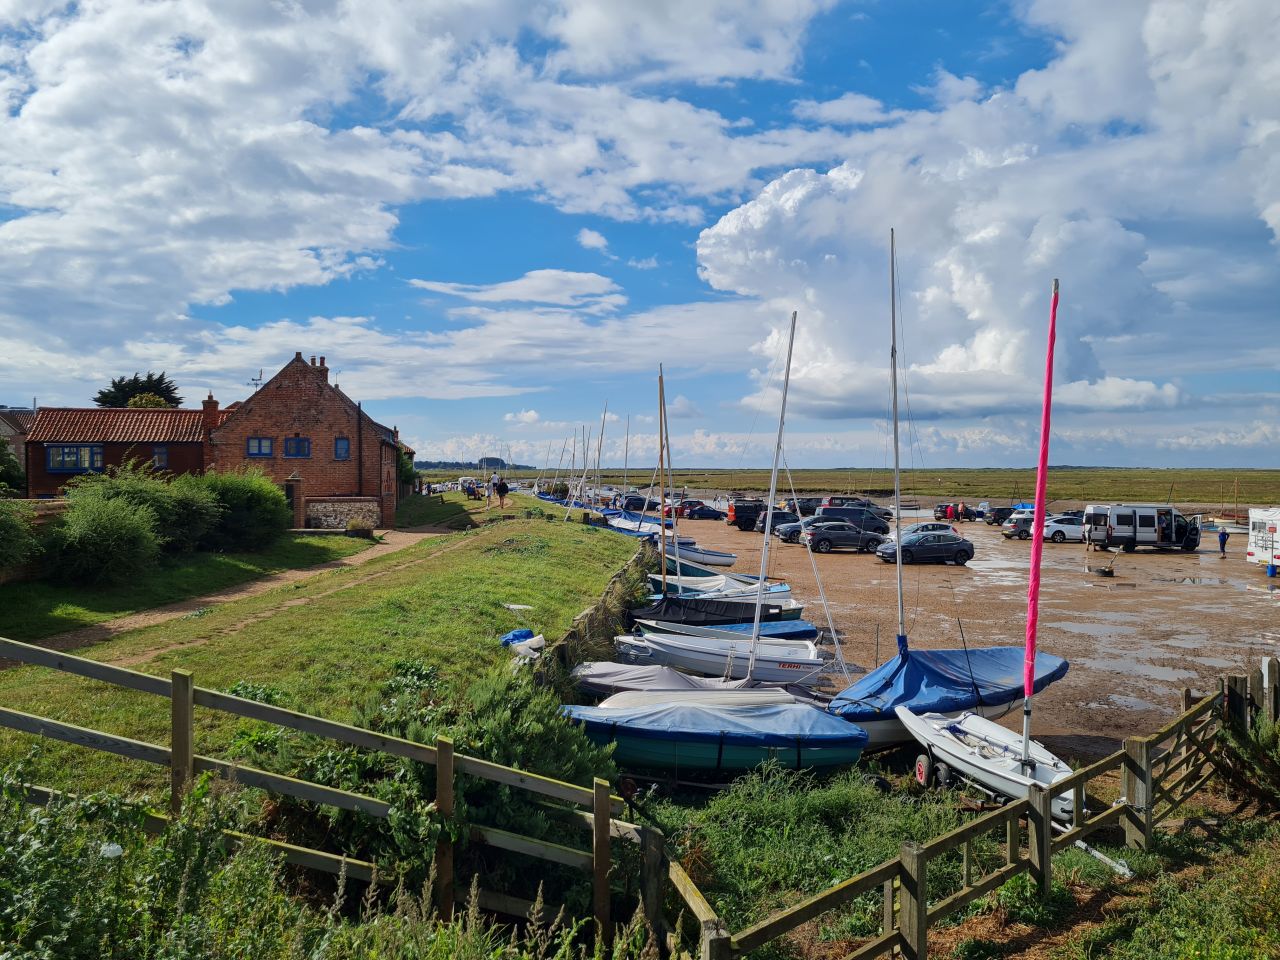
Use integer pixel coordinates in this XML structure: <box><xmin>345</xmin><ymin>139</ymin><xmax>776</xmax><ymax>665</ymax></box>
<box><xmin>1</xmin><ymin>629</ymin><xmax>1265</xmax><ymax>960</ymax></box>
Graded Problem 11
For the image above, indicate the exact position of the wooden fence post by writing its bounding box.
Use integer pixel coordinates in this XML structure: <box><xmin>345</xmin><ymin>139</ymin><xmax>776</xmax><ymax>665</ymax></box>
<box><xmin>899</xmin><ymin>842</ymin><xmax>928</xmax><ymax>960</ymax></box>
<box><xmin>593</xmin><ymin>777</ymin><xmax>612</xmax><ymax>948</ymax></box>
<box><xmin>1027</xmin><ymin>786</ymin><xmax>1054</xmax><ymax>899</ymax></box>
<box><xmin>435</xmin><ymin>736</ymin><xmax>455</xmax><ymax>919</ymax></box>
<box><xmin>1226</xmin><ymin>675</ymin><xmax>1248</xmax><ymax>729</ymax></box>
<box><xmin>1122</xmin><ymin>736</ymin><xmax>1152</xmax><ymax>849</ymax></box>
<box><xmin>1006</xmin><ymin>815</ymin><xmax>1018</xmax><ymax>866</ymax></box>
<box><xmin>1264</xmin><ymin>658</ymin><xmax>1279</xmax><ymax>725</ymax></box>
<box><xmin>1248</xmin><ymin>666</ymin><xmax>1265</xmax><ymax>726</ymax></box>
<box><xmin>700</xmin><ymin>919</ymin><xmax>732</xmax><ymax>960</ymax></box>
<box><xmin>882</xmin><ymin>877</ymin><xmax>896</xmax><ymax>936</ymax></box>
<box><xmin>639</xmin><ymin>827</ymin><xmax>667</xmax><ymax>944</ymax></box>
<box><xmin>170</xmin><ymin>669</ymin><xmax>193</xmax><ymax>816</ymax></box>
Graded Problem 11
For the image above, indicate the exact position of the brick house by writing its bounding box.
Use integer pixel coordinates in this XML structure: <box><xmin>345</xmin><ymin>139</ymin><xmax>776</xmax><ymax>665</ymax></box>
<box><xmin>0</xmin><ymin>408</ymin><xmax>34</xmax><ymax>468</ymax></box>
<box><xmin>207</xmin><ymin>353</ymin><xmax>410</xmax><ymax>528</ymax></box>
<box><xmin>24</xmin><ymin>352</ymin><xmax>413</xmax><ymax>528</ymax></box>
<box><xmin>25</xmin><ymin>407</ymin><xmax>216</xmax><ymax>498</ymax></box>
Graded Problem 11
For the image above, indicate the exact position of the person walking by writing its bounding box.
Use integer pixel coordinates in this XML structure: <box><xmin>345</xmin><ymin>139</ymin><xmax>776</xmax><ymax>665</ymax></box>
<box><xmin>1218</xmin><ymin>527</ymin><xmax>1230</xmax><ymax>558</ymax></box>
<box><xmin>496</xmin><ymin>476</ymin><xmax>510</xmax><ymax>509</ymax></box>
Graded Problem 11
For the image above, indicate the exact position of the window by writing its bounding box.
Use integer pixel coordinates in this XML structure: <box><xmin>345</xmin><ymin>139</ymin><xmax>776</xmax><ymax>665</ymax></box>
<box><xmin>246</xmin><ymin>437</ymin><xmax>273</xmax><ymax>458</ymax></box>
<box><xmin>334</xmin><ymin>437</ymin><xmax>351</xmax><ymax>461</ymax></box>
<box><xmin>1138</xmin><ymin>514</ymin><xmax>1155</xmax><ymax>528</ymax></box>
<box><xmin>152</xmin><ymin>446</ymin><xmax>168</xmax><ymax>469</ymax></box>
<box><xmin>1115</xmin><ymin>513</ymin><xmax>1134</xmax><ymax>527</ymax></box>
<box><xmin>46</xmin><ymin>444</ymin><xmax>103</xmax><ymax>473</ymax></box>
<box><xmin>283</xmin><ymin>437</ymin><xmax>311</xmax><ymax>459</ymax></box>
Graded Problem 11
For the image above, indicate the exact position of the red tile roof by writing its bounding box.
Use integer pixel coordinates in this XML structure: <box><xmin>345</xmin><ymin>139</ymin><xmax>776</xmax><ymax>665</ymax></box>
<box><xmin>0</xmin><ymin>410</ymin><xmax>34</xmax><ymax>433</ymax></box>
<box><xmin>28</xmin><ymin>408</ymin><xmax>210</xmax><ymax>444</ymax></box>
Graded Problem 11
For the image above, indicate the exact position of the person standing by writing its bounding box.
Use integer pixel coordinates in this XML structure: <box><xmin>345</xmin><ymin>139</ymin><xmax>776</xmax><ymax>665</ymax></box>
<box><xmin>1218</xmin><ymin>527</ymin><xmax>1230</xmax><ymax>558</ymax></box>
<box><xmin>496</xmin><ymin>476</ymin><xmax>510</xmax><ymax>509</ymax></box>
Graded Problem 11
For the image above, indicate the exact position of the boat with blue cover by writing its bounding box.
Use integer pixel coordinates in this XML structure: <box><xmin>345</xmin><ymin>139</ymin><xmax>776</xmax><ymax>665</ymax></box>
<box><xmin>562</xmin><ymin>701</ymin><xmax>868</xmax><ymax>770</ymax></box>
<box><xmin>634</xmin><ymin>618</ymin><xmax>818</xmax><ymax>641</ymax></box>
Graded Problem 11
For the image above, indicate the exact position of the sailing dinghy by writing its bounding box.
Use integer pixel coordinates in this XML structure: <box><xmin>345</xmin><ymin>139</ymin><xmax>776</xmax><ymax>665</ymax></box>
<box><xmin>616</xmin><ymin>629</ymin><xmax>826</xmax><ymax>687</ymax></box>
<box><xmin>663</xmin><ymin>543</ymin><xmax>737</xmax><ymax>567</ymax></box>
<box><xmin>634</xmin><ymin>617</ymin><xmax>818</xmax><ymax>641</ymax></box>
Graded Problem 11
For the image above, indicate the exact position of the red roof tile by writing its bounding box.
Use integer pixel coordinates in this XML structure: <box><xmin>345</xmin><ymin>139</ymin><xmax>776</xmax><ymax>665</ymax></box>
<box><xmin>28</xmin><ymin>408</ymin><xmax>209</xmax><ymax>444</ymax></box>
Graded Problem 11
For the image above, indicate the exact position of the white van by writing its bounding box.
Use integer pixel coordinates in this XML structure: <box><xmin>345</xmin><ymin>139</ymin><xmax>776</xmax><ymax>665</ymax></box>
<box><xmin>1084</xmin><ymin>503</ymin><xmax>1201</xmax><ymax>552</ymax></box>
<box><xmin>1246</xmin><ymin>508</ymin><xmax>1280</xmax><ymax>566</ymax></box>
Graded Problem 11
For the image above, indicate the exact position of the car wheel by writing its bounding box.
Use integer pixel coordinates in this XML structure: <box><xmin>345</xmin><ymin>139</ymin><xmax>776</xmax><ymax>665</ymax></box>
<box><xmin>813</xmin><ymin>539</ymin><xmax>832</xmax><ymax>554</ymax></box>
<box><xmin>1051</xmin><ymin>531</ymin><xmax>1066</xmax><ymax>543</ymax></box>
<box><xmin>902</xmin><ymin>549</ymin><xmax>914</xmax><ymax>563</ymax></box>
<box><xmin>1018</xmin><ymin>530</ymin><xmax>1030</xmax><ymax>540</ymax></box>
<box><xmin>1122</xmin><ymin>539</ymin><xmax>1137</xmax><ymax>553</ymax></box>
<box><xmin>953</xmin><ymin>550</ymin><xmax>971</xmax><ymax>565</ymax></box>
<box><xmin>914</xmin><ymin>753</ymin><xmax>933</xmax><ymax>787</ymax></box>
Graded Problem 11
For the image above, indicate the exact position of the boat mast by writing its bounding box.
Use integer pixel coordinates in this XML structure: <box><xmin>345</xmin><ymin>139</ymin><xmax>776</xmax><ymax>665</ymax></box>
<box><xmin>1022</xmin><ymin>278</ymin><xmax>1061</xmax><ymax>767</ymax></box>
<box><xmin>657</xmin><ymin>376</ymin><xmax>668</xmax><ymax>595</ymax></box>
<box><xmin>890</xmin><ymin>229</ymin><xmax>907</xmax><ymax>657</ymax></box>
<box><xmin>747</xmin><ymin>310</ymin><xmax>798</xmax><ymax>681</ymax></box>
<box><xmin>659</xmin><ymin>367</ymin><xmax>683</xmax><ymax>585</ymax></box>
<box><xmin>594</xmin><ymin>402</ymin><xmax>608</xmax><ymax>506</ymax></box>
<box><xmin>622</xmin><ymin>414</ymin><xmax>630</xmax><ymax>491</ymax></box>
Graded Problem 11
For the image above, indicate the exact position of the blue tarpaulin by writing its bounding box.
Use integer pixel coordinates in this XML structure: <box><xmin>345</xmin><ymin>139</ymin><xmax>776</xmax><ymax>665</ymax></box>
<box><xmin>563</xmin><ymin>702</ymin><xmax>869</xmax><ymax>747</ymax></box>
<box><xmin>827</xmin><ymin>648</ymin><xmax>1068</xmax><ymax>722</ymax></box>
<box><xmin>499</xmin><ymin>628</ymin><xmax>536</xmax><ymax>646</ymax></box>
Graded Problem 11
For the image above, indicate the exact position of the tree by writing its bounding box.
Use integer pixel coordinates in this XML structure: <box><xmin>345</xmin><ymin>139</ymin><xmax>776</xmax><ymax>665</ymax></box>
<box><xmin>94</xmin><ymin>372</ymin><xmax>182</xmax><ymax>407</ymax></box>
<box><xmin>0</xmin><ymin>436</ymin><xmax>23</xmax><ymax>497</ymax></box>
<box><xmin>126</xmin><ymin>392</ymin><xmax>169</xmax><ymax>408</ymax></box>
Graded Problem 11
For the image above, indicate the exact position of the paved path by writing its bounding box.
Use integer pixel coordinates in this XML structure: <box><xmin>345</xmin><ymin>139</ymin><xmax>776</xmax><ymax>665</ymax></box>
<box><xmin>30</xmin><ymin>528</ymin><xmax>446</xmax><ymax>656</ymax></box>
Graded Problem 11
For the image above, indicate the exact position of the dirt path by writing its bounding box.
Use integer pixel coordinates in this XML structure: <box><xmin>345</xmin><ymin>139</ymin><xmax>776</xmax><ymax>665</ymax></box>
<box><xmin>32</xmin><ymin>528</ymin><xmax>447</xmax><ymax>656</ymax></box>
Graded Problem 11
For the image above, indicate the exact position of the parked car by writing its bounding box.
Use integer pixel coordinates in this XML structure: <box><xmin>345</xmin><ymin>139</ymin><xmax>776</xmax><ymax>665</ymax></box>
<box><xmin>773</xmin><ymin>516</ymin><xmax>847</xmax><ymax>543</ymax></box>
<box><xmin>683</xmin><ymin>503</ymin><xmax>725</xmax><ymax>520</ymax></box>
<box><xmin>1083</xmin><ymin>503</ymin><xmax>1201</xmax><ymax>552</ymax></box>
<box><xmin>781</xmin><ymin>496</ymin><xmax>824</xmax><ymax>517</ymax></box>
<box><xmin>621</xmin><ymin>495</ymin><xmax>659</xmax><ymax>512</ymax></box>
<box><xmin>933</xmin><ymin>502</ymin><xmax>977</xmax><ymax>521</ymax></box>
<box><xmin>876</xmin><ymin>531</ymin><xmax>974</xmax><ymax>565</ymax></box>
<box><xmin>802</xmin><ymin>522</ymin><xmax>885</xmax><ymax>554</ymax></box>
<box><xmin>726</xmin><ymin>498</ymin><xmax>765</xmax><ymax>531</ymax></box>
<box><xmin>666</xmin><ymin>498</ymin><xmax>706</xmax><ymax>518</ymax></box>
<box><xmin>1042</xmin><ymin>515</ymin><xmax>1087</xmax><ymax>542</ymax></box>
<box><xmin>984</xmin><ymin>507</ymin><xmax>1015</xmax><ymax>526</ymax></box>
<box><xmin>822</xmin><ymin>496</ymin><xmax>893</xmax><ymax>519</ymax></box>
<box><xmin>886</xmin><ymin>521</ymin><xmax>958</xmax><ymax>541</ymax></box>
<box><xmin>755</xmin><ymin>510</ymin><xmax>800</xmax><ymax>534</ymax></box>
<box><xmin>814</xmin><ymin>505</ymin><xmax>890</xmax><ymax>535</ymax></box>
<box><xmin>1002</xmin><ymin>515</ymin><xmax>1035</xmax><ymax>540</ymax></box>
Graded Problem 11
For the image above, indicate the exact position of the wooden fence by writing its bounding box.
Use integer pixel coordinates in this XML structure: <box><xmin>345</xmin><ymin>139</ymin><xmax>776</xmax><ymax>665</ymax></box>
<box><xmin>3</xmin><ymin>631</ymin><xmax>1273</xmax><ymax>960</ymax></box>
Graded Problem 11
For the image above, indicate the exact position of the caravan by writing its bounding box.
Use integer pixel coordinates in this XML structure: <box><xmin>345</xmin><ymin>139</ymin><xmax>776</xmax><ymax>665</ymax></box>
<box><xmin>1246</xmin><ymin>508</ymin><xmax>1280</xmax><ymax>567</ymax></box>
<box><xmin>1084</xmin><ymin>503</ymin><xmax>1201</xmax><ymax>552</ymax></box>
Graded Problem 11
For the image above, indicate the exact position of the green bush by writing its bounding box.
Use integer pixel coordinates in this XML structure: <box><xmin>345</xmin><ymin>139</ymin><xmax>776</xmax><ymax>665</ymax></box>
<box><xmin>51</xmin><ymin>494</ymin><xmax>159</xmax><ymax>585</ymax></box>
<box><xmin>66</xmin><ymin>461</ymin><xmax>222</xmax><ymax>553</ymax></box>
<box><xmin>0</xmin><ymin>500</ymin><xmax>39</xmax><ymax>570</ymax></box>
<box><xmin>198</xmin><ymin>468</ymin><xmax>292</xmax><ymax>551</ymax></box>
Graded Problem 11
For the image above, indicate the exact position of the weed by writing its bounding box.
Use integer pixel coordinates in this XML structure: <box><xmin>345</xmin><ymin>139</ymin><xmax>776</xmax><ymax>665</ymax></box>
<box><xmin>995</xmin><ymin>872</ymin><xmax>1074</xmax><ymax>927</ymax></box>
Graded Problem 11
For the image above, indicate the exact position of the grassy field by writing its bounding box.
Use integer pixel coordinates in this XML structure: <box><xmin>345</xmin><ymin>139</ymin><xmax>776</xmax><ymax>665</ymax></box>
<box><xmin>0</xmin><ymin>534</ymin><xmax>372</xmax><ymax>642</ymax></box>
<box><xmin>395</xmin><ymin>489</ymin><xmax>540</xmax><ymax>528</ymax></box>
<box><xmin>0</xmin><ymin>519</ymin><xmax>639</xmax><ymax>797</ymax></box>
<box><xmin>421</xmin><ymin>468</ymin><xmax>1280</xmax><ymax>507</ymax></box>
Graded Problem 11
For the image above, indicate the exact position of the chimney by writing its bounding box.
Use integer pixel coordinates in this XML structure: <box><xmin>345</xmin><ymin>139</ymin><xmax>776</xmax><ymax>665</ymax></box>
<box><xmin>295</xmin><ymin>351</ymin><xmax>303</xmax><ymax>361</ymax></box>
<box><xmin>310</xmin><ymin>355</ymin><xmax>317</xmax><ymax>366</ymax></box>
<box><xmin>318</xmin><ymin>356</ymin><xmax>328</xmax><ymax>382</ymax></box>
<box><xmin>202</xmin><ymin>391</ymin><xmax>220</xmax><ymax>433</ymax></box>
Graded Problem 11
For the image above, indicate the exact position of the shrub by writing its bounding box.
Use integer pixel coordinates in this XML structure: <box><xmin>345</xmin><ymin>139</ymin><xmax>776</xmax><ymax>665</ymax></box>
<box><xmin>198</xmin><ymin>469</ymin><xmax>292</xmax><ymax>551</ymax></box>
<box><xmin>67</xmin><ymin>461</ymin><xmax>222</xmax><ymax>553</ymax></box>
<box><xmin>346</xmin><ymin>516</ymin><xmax>375</xmax><ymax>538</ymax></box>
<box><xmin>0</xmin><ymin>500</ymin><xmax>39</xmax><ymax>570</ymax></box>
<box><xmin>51</xmin><ymin>494</ymin><xmax>159</xmax><ymax>585</ymax></box>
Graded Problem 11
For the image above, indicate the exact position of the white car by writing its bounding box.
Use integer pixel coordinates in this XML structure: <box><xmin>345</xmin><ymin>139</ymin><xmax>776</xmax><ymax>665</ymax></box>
<box><xmin>885</xmin><ymin>521</ymin><xmax>958</xmax><ymax>542</ymax></box>
<box><xmin>1042</xmin><ymin>515</ymin><xmax>1087</xmax><ymax>543</ymax></box>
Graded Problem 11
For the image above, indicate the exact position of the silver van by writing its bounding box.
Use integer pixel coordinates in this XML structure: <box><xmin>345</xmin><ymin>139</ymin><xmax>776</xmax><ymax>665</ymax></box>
<box><xmin>1084</xmin><ymin>503</ymin><xmax>1201</xmax><ymax>552</ymax></box>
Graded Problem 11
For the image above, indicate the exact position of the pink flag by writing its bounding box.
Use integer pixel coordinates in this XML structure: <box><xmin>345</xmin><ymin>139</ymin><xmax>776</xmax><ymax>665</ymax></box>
<box><xmin>1025</xmin><ymin>280</ymin><xmax>1060</xmax><ymax>698</ymax></box>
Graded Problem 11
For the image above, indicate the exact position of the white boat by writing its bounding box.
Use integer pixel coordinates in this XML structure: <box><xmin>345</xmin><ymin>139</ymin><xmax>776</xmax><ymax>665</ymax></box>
<box><xmin>614</xmin><ymin>633</ymin><xmax>827</xmax><ymax>687</ymax></box>
<box><xmin>895</xmin><ymin>707</ymin><xmax>1074</xmax><ymax>820</ymax></box>
<box><xmin>664</xmin><ymin>543</ymin><xmax>737</xmax><ymax>567</ymax></box>
<box><xmin>598</xmin><ymin>687</ymin><xmax>798</xmax><ymax>709</ymax></box>
<box><xmin>647</xmin><ymin>572</ymin><xmax>758</xmax><ymax>593</ymax></box>
<box><xmin>649</xmin><ymin>577</ymin><xmax>793</xmax><ymax>602</ymax></box>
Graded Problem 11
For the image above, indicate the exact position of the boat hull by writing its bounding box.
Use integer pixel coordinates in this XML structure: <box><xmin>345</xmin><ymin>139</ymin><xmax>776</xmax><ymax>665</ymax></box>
<box><xmin>615</xmin><ymin>634</ymin><xmax>826</xmax><ymax>686</ymax></box>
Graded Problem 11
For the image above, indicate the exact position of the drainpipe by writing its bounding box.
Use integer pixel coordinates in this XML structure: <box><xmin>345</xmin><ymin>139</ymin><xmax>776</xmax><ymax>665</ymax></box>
<box><xmin>357</xmin><ymin>402</ymin><xmax>364</xmax><ymax>496</ymax></box>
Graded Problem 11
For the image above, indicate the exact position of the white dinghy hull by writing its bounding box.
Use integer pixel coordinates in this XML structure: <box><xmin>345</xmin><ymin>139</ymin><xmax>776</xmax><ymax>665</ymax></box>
<box><xmin>615</xmin><ymin>634</ymin><xmax>827</xmax><ymax>687</ymax></box>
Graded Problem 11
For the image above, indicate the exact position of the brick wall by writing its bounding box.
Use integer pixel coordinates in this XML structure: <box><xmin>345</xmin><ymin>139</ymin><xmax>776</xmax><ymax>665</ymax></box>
<box><xmin>304</xmin><ymin>496</ymin><xmax>382</xmax><ymax>529</ymax></box>
<box><xmin>26</xmin><ymin>441</ymin><xmax>204</xmax><ymax>497</ymax></box>
<box><xmin>208</xmin><ymin>353</ymin><xmax>401</xmax><ymax>527</ymax></box>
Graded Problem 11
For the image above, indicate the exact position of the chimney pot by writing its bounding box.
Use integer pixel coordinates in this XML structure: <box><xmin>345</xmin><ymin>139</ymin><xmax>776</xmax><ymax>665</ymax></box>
<box><xmin>310</xmin><ymin>355</ymin><xmax>316</xmax><ymax>366</ymax></box>
<box><xmin>319</xmin><ymin>355</ymin><xmax>325</xmax><ymax>367</ymax></box>
<box><xmin>295</xmin><ymin>351</ymin><xmax>303</xmax><ymax>360</ymax></box>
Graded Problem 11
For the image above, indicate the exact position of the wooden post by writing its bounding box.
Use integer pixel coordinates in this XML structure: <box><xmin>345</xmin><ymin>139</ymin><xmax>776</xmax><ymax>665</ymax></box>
<box><xmin>962</xmin><ymin>838</ymin><xmax>972</xmax><ymax>889</ymax></box>
<box><xmin>435</xmin><ymin>736</ymin><xmax>455</xmax><ymax>919</ymax></box>
<box><xmin>170</xmin><ymin>668</ymin><xmax>193</xmax><ymax>815</ymax></box>
<box><xmin>1027</xmin><ymin>786</ymin><xmax>1054</xmax><ymax>899</ymax></box>
<box><xmin>639</xmin><ymin>827</ymin><xmax>667</xmax><ymax>944</ymax></box>
<box><xmin>1226</xmin><ymin>675</ymin><xmax>1248</xmax><ymax>729</ymax></box>
<box><xmin>1248</xmin><ymin>666</ymin><xmax>1266</xmax><ymax>727</ymax></box>
<box><xmin>700</xmin><ymin>919</ymin><xmax>732</xmax><ymax>960</ymax></box>
<box><xmin>899</xmin><ymin>843</ymin><xmax>928</xmax><ymax>960</ymax></box>
<box><xmin>1122</xmin><ymin>736</ymin><xmax>1153</xmax><ymax>849</ymax></box>
<box><xmin>882</xmin><ymin>877</ymin><xmax>896</xmax><ymax>936</ymax></box>
<box><xmin>593</xmin><ymin>777</ymin><xmax>611</xmax><ymax>948</ymax></box>
<box><xmin>1263</xmin><ymin>658</ymin><xmax>1279</xmax><ymax>725</ymax></box>
<box><xmin>1006</xmin><ymin>815</ymin><xmax>1018</xmax><ymax>866</ymax></box>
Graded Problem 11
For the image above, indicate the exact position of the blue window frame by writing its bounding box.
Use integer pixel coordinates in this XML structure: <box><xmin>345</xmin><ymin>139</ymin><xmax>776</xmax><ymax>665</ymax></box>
<box><xmin>152</xmin><ymin>446</ymin><xmax>168</xmax><ymax>469</ymax></box>
<box><xmin>283</xmin><ymin>437</ymin><xmax>311</xmax><ymax>459</ymax></box>
<box><xmin>334</xmin><ymin>437</ymin><xmax>350</xmax><ymax>461</ymax></box>
<box><xmin>46</xmin><ymin>444</ymin><xmax>104</xmax><ymax>473</ymax></box>
<box><xmin>247</xmin><ymin>437</ymin><xmax>273</xmax><ymax>458</ymax></box>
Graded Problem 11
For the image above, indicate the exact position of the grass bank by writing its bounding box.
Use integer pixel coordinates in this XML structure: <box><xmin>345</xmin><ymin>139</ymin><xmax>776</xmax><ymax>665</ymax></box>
<box><xmin>395</xmin><ymin>489</ymin><xmax>540</xmax><ymax>529</ymax></box>
<box><xmin>0</xmin><ymin>533</ymin><xmax>371</xmax><ymax>642</ymax></box>
<box><xmin>0</xmin><ymin>519</ymin><xmax>639</xmax><ymax>797</ymax></box>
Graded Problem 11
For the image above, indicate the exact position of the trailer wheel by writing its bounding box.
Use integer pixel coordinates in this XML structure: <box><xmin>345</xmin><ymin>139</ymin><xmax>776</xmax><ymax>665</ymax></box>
<box><xmin>1122</xmin><ymin>539</ymin><xmax>1137</xmax><ymax>553</ymax></box>
<box><xmin>914</xmin><ymin>753</ymin><xmax>933</xmax><ymax>787</ymax></box>
<box><xmin>934</xmin><ymin>762</ymin><xmax>952</xmax><ymax>789</ymax></box>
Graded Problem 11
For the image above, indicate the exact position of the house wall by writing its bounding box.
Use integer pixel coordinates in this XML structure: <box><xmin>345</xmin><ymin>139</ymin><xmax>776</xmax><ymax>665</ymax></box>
<box><xmin>208</xmin><ymin>355</ymin><xmax>400</xmax><ymax>527</ymax></box>
<box><xmin>25</xmin><ymin>441</ymin><xmax>205</xmax><ymax>497</ymax></box>
<box><xmin>304</xmin><ymin>496</ymin><xmax>382</xmax><ymax>529</ymax></box>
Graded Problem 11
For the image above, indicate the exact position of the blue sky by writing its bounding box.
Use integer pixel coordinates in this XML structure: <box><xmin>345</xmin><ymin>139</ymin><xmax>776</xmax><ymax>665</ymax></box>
<box><xmin>1</xmin><ymin>1</ymin><xmax>1277</xmax><ymax>468</ymax></box>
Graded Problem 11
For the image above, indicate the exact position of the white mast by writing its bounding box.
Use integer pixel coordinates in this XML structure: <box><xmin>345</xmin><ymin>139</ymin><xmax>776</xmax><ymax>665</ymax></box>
<box><xmin>622</xmin><ymin>414</ymin><xmax>630</xmax><ymax>491</ymax></box>
<box><xmin>890</xmin><ymin>229</ymin><xmax>908</xmax><ymax>658</ymax></box>
<box><xmin>746</xmin><ymin>310</ymin><xmax>798</xmax><ymax>680</ymax></box>
<box><xmin>659</xmin><ymin>367</ymin><xmax>683</xmax><ymax>582</ymax></box>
